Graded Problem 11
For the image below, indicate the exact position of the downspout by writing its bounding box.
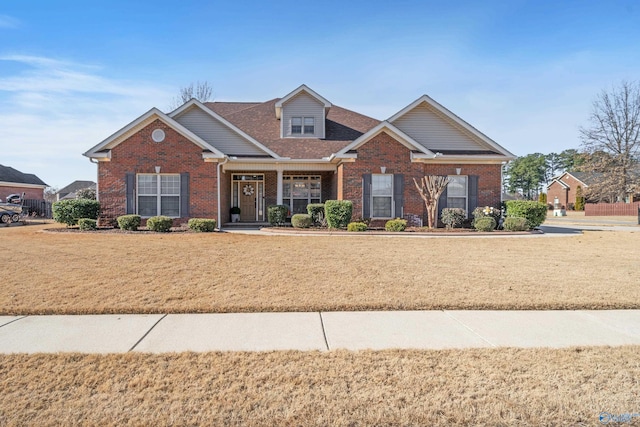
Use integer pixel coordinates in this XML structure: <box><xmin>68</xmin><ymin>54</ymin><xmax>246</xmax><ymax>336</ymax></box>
<box><xmin>217</xmin><ymin>157</ymin><xmax>229</xmax><ymax>231</ymax></box>
<box><xmin>90</xmin><ymin>158</ymin><xmax>99</xmax><ymax>202</ymax></box>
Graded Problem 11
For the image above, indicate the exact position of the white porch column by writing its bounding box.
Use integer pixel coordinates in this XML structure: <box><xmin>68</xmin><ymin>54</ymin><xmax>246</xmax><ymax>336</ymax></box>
<box><xmin>276</xmin><ymin>167</ymin><xmax>283</xmax><ymax>205</ymax></box>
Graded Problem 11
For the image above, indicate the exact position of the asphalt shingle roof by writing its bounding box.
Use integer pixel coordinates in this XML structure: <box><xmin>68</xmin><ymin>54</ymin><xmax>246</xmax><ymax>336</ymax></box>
<box><xmin>206</xmin><ymin>99</ymin><xmax>380</xmax><ymax>159</ymax></box>
<box><xmin>0</xmin><ymin>165</ymin><xmax>47</xmax><ymax>186</ymax></box>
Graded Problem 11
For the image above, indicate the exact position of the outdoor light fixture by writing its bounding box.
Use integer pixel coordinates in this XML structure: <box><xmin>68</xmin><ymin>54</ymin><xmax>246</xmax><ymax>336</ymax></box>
<box><xmin>455</xmin><ymin>168</ymin><xmax>462</xmax><ymax>175</ymax></box>
<box><xmin>380</xmin><ymin>166</ymin><xmax>386</xmax><ymax>174</ymax></box>
<box><xmin>155</xmin><ymin>166</ymin><xmax>161</xmax><ymax>174</ymax></box>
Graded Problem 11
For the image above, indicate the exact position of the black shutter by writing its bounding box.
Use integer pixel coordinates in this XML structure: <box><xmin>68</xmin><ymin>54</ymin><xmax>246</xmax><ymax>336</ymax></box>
<box><xmin>362</xmin><ymin>174</ymin><xmax>372</xmax><ymax>218</ymax></box>
<box><xmin>180</xmin><ymin>172</ymin><xmax>190</xmax><ymax>218</ymax></box>
<box><xmin>437</xmin><ymin>183</ymin><xmax>448</xmax><ymax>218</ymax></box>
<box><xmin>393</xmin><ymin>174</ymin><xmax>404</xmax><ymax>218</ymax></box>
<box><xmin>125</xmin><ymin>173</ymin><xmax>135</xmax><ymax>214</ymax></box>
<box><xmin>468</xmin><ymin>175</ymin><xmax>479</xmax><ymax>214</ymax></box>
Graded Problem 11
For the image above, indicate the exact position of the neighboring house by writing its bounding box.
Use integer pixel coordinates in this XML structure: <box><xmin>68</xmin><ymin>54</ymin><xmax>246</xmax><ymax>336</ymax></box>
<box><xmin>56</xmin><ymin>180</ymin><xmax>97</xmax><ymax>201</ymax></box>
<box><xmin>84</xmin><ymin>85</ymin><xmax>516</xmax><ymax>227</ymax></box>
<box><xmin>0</xmin><ymin>164</ymin><xmax>47</xmax><ymax>201</ymax></box>
<box><xmin>547</xmin><ymin>171</ymin><xmax>596</xmax><ymax>208</ymax></box>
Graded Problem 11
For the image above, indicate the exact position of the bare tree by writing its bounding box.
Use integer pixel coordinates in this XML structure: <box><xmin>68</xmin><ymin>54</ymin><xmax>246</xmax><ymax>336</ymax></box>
<box><xmin>413</xmin><ymin>175</ymin><xmax>449</xmax><ymax>229</ymax></box>
<box><xmin>170</xmin><ymin>81</ymin><xmax>214</xmax><ymax>110</ymax></box>
<box><xmin>580</xmin><ymin>81</ymin><xmax>640</xmax><ymax>202</ymax></box>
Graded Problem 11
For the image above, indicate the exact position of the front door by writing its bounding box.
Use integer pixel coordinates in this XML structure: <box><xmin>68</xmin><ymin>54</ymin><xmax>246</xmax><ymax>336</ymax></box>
<box><xmin>240</xmin><ymin>181</ymin><xmax>257</xmax><ymax>221</ymax></box>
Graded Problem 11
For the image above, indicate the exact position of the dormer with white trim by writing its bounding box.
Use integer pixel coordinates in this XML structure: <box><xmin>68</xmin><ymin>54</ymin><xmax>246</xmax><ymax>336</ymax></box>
<box><xmin>275</xmin><ymin>85</ymin><xmax>332</xmax><ymax>139</ymax></box>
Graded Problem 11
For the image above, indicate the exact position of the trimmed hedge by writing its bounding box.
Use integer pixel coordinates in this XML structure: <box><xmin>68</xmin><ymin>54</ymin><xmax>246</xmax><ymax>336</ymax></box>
<box><xmin>267</xmin><ymin>205</ymin><xmax>288</xmax><ymax>226</ymax></box>
<box><xmin>188</xmin><ymin>218</ymin><xmax>217</xmax><ymax>232</ymax></box>
<box><xmin>347</xmin><ymin>222</ymin><xmax>368</xmax><ymax>232</ymax></box>
<box><xmin>77</xmin><ymin>218</ymin><xmax>97</xmax><ymax>231</ymax></box>
<box><xmin>441</xmin><ymin>208</ymin><xmax>466</xmax><ymax>229</ymax></box>
<box><xmin>117</xmin><ymin>214</ymin><xmax>141</xmax><ymax>231</ymax></box>
<box><xmin>385</xmin><ymin>218</ymin><xmax>407</xmax><ymax>232</ymax></box>
<box><xmin>147</xmin><ymin>216</ymin><xmax>173</xmax><ymax>232</ymax></box>
<box><xmin>505</xmin><ymin>200</ymin><xmax>547</xmax><ymax>229</ymax></box>
<box><xmin>474</xmin><ymin>217</ymin><xmax>496</xmax><ymax>232</ymax></box>
<box><xmin>291</xmin><ymin>214</ymin><xmax>313</xmax><ymax>228</ymax></box>
<box><xmin>307</xmin><ymin>203</ymin><xmax>325</xmax><ymax>226</ymax></box>
<box><xmin>503</xmin><ymin>217</ymin><xmax>528</xmax><ymax>231</ymax></box>
<box><xmin>324</xmin><ymin>200</ymin><xmax>353</xmax><ymax>229</ymax></box>
<box><xmin>52</xmin><ymin>199</ymin><xmax>100</xmax><ymax>226</ymax></box>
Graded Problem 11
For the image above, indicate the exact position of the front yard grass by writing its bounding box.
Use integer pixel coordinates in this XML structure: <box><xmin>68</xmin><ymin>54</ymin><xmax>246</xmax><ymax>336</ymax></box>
<box><xmin>1</xmin><ymin>347</ymin><xmax>639</xmax><ymax>425</ymax></box>
<box><xmin>1</xmin><ymin>223</ymin><xmax>639</xmax><ymax>314</ymax></box>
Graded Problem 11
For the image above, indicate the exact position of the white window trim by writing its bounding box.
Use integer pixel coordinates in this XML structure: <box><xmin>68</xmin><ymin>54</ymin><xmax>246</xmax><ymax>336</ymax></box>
<box><xmin>303</xmin><ymin>117</ymin><xmax>315</xmax><ymax>135</ymax></box>
<box><xmin>447</xmin><ymin>175</ymin><xmax>468</xmax><ymax>214</ymax></box>
<box><xmin>136</xmin><ymin>173</ymin><xmax>180</xmax><ymax>218</ymax></box>
<box><xmin>371</xmin><ymin>173</ymin><xmax>394</xmax><ymax>219</ymax></box>
<box><xmin>290</xmin><ymin>116</ymin><xmax>315</xmax><ymax>136</ymax></box>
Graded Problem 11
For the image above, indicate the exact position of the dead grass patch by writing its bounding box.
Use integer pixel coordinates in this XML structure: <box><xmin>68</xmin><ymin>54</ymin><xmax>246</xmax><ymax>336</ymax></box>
<box><xmin>1</xmin><ymin>347</ymin><xmax>639</xmax><ymax>426</ymax></box>
<box><xmin>1</xmin><ymin>223</ymin><xmax>639</xmax><ymax>314</ymax></box>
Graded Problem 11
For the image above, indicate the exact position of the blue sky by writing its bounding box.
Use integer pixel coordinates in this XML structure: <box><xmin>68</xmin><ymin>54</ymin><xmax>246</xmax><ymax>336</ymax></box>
<box><xmin>1</xmin><ymin>0</ymin><xmax>638</xmax><ymax>188</ymax></box>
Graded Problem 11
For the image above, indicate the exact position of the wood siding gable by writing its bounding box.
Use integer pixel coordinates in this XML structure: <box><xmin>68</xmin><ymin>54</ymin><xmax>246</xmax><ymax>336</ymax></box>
<box><xmin>392</xmin><ymin>103</ymin><xmax>494</xmax><ymax>152</ymax></box>
<box><xmin>174</xmin><ymin>106</ymin><xmax>269</xmax><ymax>157</ymax></box>
<box><xmin>281</xmin><ymin>92</ymin><xmax>326</xmax><ymax>138</ymax></box>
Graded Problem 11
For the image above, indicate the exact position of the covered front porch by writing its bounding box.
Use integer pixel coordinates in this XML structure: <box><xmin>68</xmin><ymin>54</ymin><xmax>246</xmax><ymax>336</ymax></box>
<box><xmin>220</xmin><ymin>161</ymin><xmax>337</xmax><ymax>224</ymax></box>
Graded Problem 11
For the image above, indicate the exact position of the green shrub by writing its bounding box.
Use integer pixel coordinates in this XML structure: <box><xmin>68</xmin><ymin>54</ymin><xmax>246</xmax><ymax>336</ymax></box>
<box><xmin>77</xmin><ymin>218</ymin><xmax>97</xmax><ymax>231</ymax></box>
<box><xmin>188</xmin><ymin>218</ymin><xmax>217</xmax><ymax>232</ymax></box>
<box><xmin>147</xmin><ymin>216</ymin><xmax>173</xmax><ymax>232</ymax></box>
<box><xmin>291</xmin><ymin>214</ymin><xmax>313</xmax><ymax>228</ymax></box>
<box><xmin>503</xmin><ymin>217</ymin><xmax>528</xmax><ymax>231</ymax></box>
<box><xmin>474</xmin><ymin>217</ymin><xmax>496</xmax><ymax>232</ymax></box>
<box><xmin>385</xmin><ymin>218</ymin><xmax>407</xmax><ymax>232</ymax></box>
<box><xmin>52</xmin><ymin>199</ymin><xmax>100</xmax><ymax>226</ymax></box>
<box><xmin>472</xmin><ymin>206</ymin><xmax>501</xmax><ymax>226</ymax></box>
<box><xmin>324</xmin><ymin>200</ymin><xmax>353</xmax><ymax>229</ymax></box>
<box><xmin>306</xmin><ymin>203</ymin><xmax>325</xmax><ymax>226</ymax></box>
<box><xmin>505</xmin><ymin>200</ymin><xmax>547</xmax><ymax>229</ymax></box>
<box><xmin>441</xmin><ymin>208</ymin><xmax>466</xmax><ymax>229</ymax></box>
<box><xmin>117</xmin><ymin>214</ymin><xmax>141</xmax><ymax>231</ymax></box>
<box><xmin>538</xmin><ymin>193</ymin><xmax>547</xmax><ymax>205</ymax></box>
<box><xmin>267</xmin><ymin>205</ymin><xmax>288</xmax><ymax>226</ymax></box>
<box><xmin>347</xmin><ymin>222</ymin><xmax>368</xmax><ymax>232</ymax></box>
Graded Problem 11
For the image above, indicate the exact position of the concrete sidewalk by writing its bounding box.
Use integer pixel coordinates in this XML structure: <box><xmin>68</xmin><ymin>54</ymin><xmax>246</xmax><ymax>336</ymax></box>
<box><xmin>2</xmin><ymin>310</ymin><xmax>640</xmax><ymax>354</ymax></box>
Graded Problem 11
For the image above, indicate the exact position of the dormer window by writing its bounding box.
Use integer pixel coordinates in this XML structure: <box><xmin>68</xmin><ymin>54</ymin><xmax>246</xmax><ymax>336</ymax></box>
<box><xmin>291</xmin><ymin>117</ymin><xmax>302</xmax><ymax>134</ymax></box>
<box><xmin>303</xmin><ymin>117</ymin><xmax>314</xmax><ymax>134</ymax></box>
<box><xmin>291</xmin><ymin>117</ymin><xmax>315</xmax><ymax>135</ymax></box>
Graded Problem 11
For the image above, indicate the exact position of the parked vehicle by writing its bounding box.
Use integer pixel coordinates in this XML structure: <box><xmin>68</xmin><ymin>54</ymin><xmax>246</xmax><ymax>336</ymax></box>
<box><xmin>0</xmin><ymin>193</ymin><xmax>25</xmax><ymax>223</ymax></box>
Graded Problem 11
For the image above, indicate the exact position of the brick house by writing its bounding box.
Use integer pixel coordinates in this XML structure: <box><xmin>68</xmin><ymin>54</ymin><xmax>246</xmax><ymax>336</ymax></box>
<box><xmin>546</xmin><ymin>172</ymin><xmax>594</xmax><ymax>209</ymax></box>
<box><xmin>84</xmin><ymin>85</ymin><xmax>515</xmax><ymax>227</ymax></box>
<box><xmin>0</xmin><ymin>164</ymin><xmax>47</xmax><ymax>202</ymax></box>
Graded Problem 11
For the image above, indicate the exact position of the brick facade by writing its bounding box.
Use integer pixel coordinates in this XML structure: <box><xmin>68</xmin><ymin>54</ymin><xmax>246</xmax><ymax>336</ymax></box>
<box><xmin>98</xmin><ymin>119</ymin><xmax>218</xmax><ymax>225</ymax></box>
<box><xmin>547</xmin><ymin>174</ymin><xmax>586</xmax><ymax>209</ymax></box>
<box><xmin>339</xmin><ymin>131</ymin><xmax>502</xmax><ymax>226</ymax></box>
<box><xmin>0</xmin><ymin>185</ymin><xmax>45</xmax><ymax>201</ymax></box>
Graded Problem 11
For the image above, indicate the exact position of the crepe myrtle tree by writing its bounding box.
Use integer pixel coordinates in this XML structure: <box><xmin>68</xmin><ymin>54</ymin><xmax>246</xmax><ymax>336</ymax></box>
<box><xmin>413</xmin><ymin>175</ymin><xmax>449</xmax><ymax>229</ymax></box>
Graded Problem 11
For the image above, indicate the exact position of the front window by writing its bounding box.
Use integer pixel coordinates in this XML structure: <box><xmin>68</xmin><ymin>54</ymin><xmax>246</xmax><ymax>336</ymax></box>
<box><xmin>291</xmin><ymin>117</ymin><xmax>302</xmax><ymax>134</ymax></box>
<box><xmin>372</xmin><ymin>174</ymin><xmax>393</xmax><ymax>218</ymax></box>
<box><xmin>137</xmin><ymin>174</ymin><xmax>180</xmax><ymax>217</ymax></box>
<box><xmin>283</xmin><ymin>175</ymin><xmax>321</xmax><ymax>215</ymax></box>
<box><xmin>303</xmin><ymin>117</ymin><xmax>314</xmax><ymax>134</ymax></box>
<box><xmin>447</xmin><ymin>175</ymin><xmax>467</xmax><ymax>211</ymax></box>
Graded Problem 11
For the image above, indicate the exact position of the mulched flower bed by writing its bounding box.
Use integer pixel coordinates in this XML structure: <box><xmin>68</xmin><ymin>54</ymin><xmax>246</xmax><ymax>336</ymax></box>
<box><xmin>44</xmin><ymin>227</ymin><xmax>191</xmax><ymax>234</ymax></box>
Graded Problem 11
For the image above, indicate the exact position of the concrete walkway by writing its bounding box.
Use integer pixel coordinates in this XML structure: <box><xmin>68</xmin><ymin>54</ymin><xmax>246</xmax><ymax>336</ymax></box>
<box><xmin>1</xmin><ymin>310</ymin><xmax>640</xmax><ymax>354</ymax></box>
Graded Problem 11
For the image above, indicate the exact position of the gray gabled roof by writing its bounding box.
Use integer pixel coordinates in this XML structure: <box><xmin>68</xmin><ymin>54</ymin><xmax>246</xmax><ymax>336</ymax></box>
<box><xmin>0</xmin><ymin>164</ymin><xmax>47</xmax><ymax>186</ymax></box>
<box><xmin>57</xmin><ymin>180</ymin><xmax>96</xmax><ymax>197</ymax></box>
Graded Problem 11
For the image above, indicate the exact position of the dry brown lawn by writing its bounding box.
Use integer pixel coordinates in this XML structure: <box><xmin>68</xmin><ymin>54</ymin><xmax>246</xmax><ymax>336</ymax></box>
<box><xmin>1</xmin><ymin>223</ymin><xmax>639</xmax><ymax>314</ymax></box>
<box><xmin>1</xmin><ymin>347</ymin><xmax>639</xmax><ymax>426</ymax></box>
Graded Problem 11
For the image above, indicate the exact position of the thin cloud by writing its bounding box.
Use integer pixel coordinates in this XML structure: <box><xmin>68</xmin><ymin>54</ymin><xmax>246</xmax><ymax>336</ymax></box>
<box><xmin>0</xmin><ymin>14</ymin><xmax>20</xmax><ymax>29</ymax></box>
<box><xmin>0</xmin><ymin>54</ymin><xmax>173</xmax><ymax>187</ymax></box>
